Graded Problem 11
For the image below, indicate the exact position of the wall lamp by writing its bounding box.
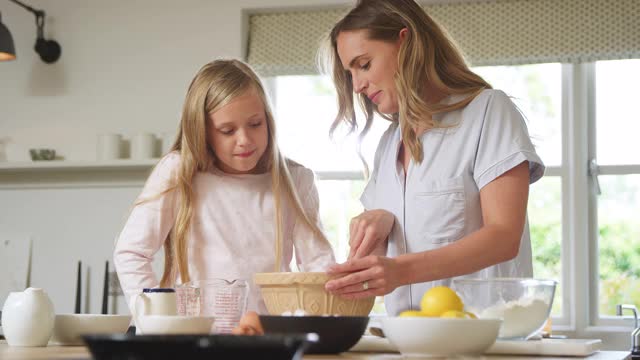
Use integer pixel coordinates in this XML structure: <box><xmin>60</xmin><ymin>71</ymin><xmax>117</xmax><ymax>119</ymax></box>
<box><xmin>0</xmin><ymin>0</ymin><xmax>61</xmax><ymax>63</ymax></box>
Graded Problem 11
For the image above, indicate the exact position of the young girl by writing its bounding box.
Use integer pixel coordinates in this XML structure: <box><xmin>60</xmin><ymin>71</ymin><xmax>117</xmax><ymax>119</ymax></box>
<box><xmin>113</xmin><ymin>59</ymin><xmax>336</xmax><ymax>315</ymax></box>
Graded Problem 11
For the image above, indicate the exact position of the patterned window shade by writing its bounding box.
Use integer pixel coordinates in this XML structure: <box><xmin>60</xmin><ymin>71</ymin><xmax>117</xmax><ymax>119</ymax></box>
<box><xmin>247</xmin><ymin>0</ymin><xmax>640</xmax><ymax>77</ymax></box>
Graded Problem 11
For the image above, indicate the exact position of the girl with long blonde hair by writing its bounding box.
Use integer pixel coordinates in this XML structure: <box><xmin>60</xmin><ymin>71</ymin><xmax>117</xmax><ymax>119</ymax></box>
<box><xmin>114</xmin><ymin>59</ymin><xmax>335</xmax><ymax>317</ymax></box>
<box><xmin>321</xmin><ymin>0</ymin><xmax>545</xmax><ymax>316</ymax></box>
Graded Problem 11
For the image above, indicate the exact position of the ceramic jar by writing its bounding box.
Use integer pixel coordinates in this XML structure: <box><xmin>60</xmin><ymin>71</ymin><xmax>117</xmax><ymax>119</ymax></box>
<box><xmin>2</xmin><ymin>287</ymin><xmax>55</xmax><ymax>346</ymax></box>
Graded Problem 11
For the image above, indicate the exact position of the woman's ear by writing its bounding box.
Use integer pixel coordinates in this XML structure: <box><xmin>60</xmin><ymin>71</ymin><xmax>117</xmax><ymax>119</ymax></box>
<box><xmin>398</xmin><ymin>28</ymin><xmax>409</xmax><ymax>42</ymax></box>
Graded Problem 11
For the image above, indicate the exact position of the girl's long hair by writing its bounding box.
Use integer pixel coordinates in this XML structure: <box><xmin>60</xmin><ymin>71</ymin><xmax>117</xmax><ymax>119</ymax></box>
<box><xmin>141</xmin><ymin>59</ymin><xmax>329</xmax><ymax>286</ymax></box>
<box><xmin>320</xmin><ymin>0</ymin><xmax>491</xmax><ymax>163</ymax></box>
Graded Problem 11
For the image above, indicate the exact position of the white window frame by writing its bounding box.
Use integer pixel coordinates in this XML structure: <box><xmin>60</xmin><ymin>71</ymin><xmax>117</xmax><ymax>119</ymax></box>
<box><xmin>525</xmin><ymin>63</ymin><xmax>637</xmax><ymax>349</ymax></box>
<box><xmin>264</xmin><ymin>77</ymin><xmax>367</xmax><ymax>185</ymax></box>
<box><xmin>266</xmin><ymin>65</ymin><xmax>639</xmax><ymax>349</ymax></box>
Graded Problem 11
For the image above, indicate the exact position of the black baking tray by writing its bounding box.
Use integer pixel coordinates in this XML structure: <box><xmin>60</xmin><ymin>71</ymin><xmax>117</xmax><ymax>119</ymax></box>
<box><xmin>83</xmin><ymin>333</ymin><xmax>316</xmax><ymax>360</ymax></box>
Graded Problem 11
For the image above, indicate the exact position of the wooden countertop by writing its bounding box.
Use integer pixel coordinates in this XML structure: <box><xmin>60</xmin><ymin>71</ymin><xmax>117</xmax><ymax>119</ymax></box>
<box><xmin>0</xmin><ymin>341</ymin><xmax>631</xmax><ymax>360</ymax></box>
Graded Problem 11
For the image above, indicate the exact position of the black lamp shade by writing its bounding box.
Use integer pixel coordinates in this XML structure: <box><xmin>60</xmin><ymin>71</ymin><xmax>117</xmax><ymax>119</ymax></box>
<box><xmin>0</xmin><ymin>18</ymin><xmax>16</xmax><ymax>61</ymax></box>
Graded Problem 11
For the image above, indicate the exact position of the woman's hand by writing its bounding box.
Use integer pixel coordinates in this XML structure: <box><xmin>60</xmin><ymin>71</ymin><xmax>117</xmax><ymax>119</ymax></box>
<box><xmin>324</xmin><ymin>255</ymin><xmax>404</xmax><ymax>299</ymax></box>
<box><xmin>348</xmin><ymin>209</ymin><xmax>395</xmax><ymax>260</ymax></box>
<box><xmin>231</xmin><ymin>311</ymin><xmax>264</xmax><ymax>335</ymax></box>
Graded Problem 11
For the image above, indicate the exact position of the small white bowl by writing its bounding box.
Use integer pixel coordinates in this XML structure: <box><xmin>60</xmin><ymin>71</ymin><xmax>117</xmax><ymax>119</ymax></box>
<box><xmin>381</xmin><ymin>317</ymin><xmax>501</xmax><ymax>357</ymax></box>
<box><xmin>136</xmin><ymin>315</ymin><xmax>215</xmax><ymax>335</ymax></box>
<box><xmin>49</xmin><ymin>314</ymin><xmax>131</xmax><ymax>345</ymax></box>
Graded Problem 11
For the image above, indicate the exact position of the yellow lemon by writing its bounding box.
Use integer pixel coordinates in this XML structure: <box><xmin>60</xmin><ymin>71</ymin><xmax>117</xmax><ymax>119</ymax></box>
<box><xmin>464</xmin><ymin>311</ymin><xmax>477</xmax><ymax>319</ymax></box>
<box><xmin>399</xmin><ymin>310</ymin><xmax>427</xmax><ymax>317</ymax></box>
<box><xmin>419</xmin><ymin>286</ymin><xmax>464</xmax><ymax>317</ymax></box>
<box><xmin>440</xmin><ymin>310</ymin><xmax>467</xmax><ymax>318</ymax></box>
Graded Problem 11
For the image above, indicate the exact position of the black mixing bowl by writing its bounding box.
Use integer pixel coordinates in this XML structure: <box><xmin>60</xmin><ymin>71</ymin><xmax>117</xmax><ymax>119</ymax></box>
<box><xmin>259</xmin><ymin>315</ymin><xmax>369</xmax><ymax>354</ymax></box>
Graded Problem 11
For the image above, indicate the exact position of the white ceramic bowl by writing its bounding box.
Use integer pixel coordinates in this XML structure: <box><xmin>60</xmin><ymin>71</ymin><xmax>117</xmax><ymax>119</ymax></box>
<box><xmin>381</xmin><ymin>317</ymin><xmax>501</xmax><ymax>357</ymax></box>
<box><xmin>136</xmin><ymin>315</ymin><xmax>215</xmax><ymax>335</ymax></box>
<box><xmin>452</xmin><ymin>278</ymin><xmax>556</xmax><ymax>340</ymax></box>
<box><xmin>49</xmin><ymin>314</ymin><xmax>131</xmax><ymax>345</ymax></box>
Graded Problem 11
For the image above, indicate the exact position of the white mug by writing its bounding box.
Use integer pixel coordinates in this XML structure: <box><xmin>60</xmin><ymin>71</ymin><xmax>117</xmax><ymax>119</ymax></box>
<box><xmin>131</xmin><ymin>133</ymin><xmax>155</xmax><ymax>159</ymax></box>
<box><xmin>133</xmin><ymin>288</ymin><xmax>177</xmax><ymax>316</ymax></box>
<box><xmin>132</xmin><ymin>288</ymin><xmax>177</xmax><ymax>334</ymax></box>
<box><xmin>97</xmin><ymin>134</ymin><xmax>122</xmax><ymax>160</ymax></box>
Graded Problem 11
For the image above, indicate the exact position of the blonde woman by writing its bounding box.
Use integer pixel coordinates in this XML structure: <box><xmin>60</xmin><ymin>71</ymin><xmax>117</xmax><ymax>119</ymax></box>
<box><xmin>322</xmin><ymin>0</ymin><xmax>545</xmax><ymax>316</ymax></box>
<box><xmin>114</xmin><ymin>59</ymin><xmax>335</xmax><ymax>316</ymax></box>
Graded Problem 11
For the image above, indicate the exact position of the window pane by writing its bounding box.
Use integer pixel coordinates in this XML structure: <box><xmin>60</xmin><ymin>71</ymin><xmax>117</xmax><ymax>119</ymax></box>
<box><xmin>272</xmin><ymin>75</ymin><xmax>387</xmax><ymax>172</ymax></box>
<box><xmin>598</xmin><ymin>175</ymin><xmax>640</xmax><ymax>316</ymax></box>
<box><xmin>317</xmin><ymin>179</ymin><xmax>386</xmax><ymax>313</ymax></box>
<box><xmin>528</xmin><ymin>176</ymin><xmax>563</xmax><ymax>316</ymax></box>
<box><xmin>316</xmin><ymin>180</ymin><xmax>366</xmax><ymax>263</ymax></box>
<box><xmin>596</xmin><ymin>60</ymin><xmax>640</xmax><ymax>165</ymax></box>
<box><xmin>472</xmin><ymin>64</ymin><xmax>562</xmax><ymax>167</ymax></box>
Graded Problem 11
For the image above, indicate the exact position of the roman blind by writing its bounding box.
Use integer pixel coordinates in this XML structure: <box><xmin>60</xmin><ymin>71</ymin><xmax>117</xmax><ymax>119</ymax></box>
<box><xmin>247</xmin><ymin>0</ymin><xmax>640</xmax><ymax>76</ymax></box>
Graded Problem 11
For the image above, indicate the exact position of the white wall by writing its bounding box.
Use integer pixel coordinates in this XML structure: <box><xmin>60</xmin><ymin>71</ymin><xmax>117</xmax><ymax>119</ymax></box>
<box><xmin>0</xmin><ymin>0</ymin><xmax>351</xmax><ymax>315</ymax></box>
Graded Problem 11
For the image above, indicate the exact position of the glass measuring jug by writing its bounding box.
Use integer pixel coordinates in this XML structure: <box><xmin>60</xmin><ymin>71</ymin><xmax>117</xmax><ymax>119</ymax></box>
<box><xmin>177</xmin><ymin>279</ymin><xmax>249</xmax><ymax>334</ymax></box>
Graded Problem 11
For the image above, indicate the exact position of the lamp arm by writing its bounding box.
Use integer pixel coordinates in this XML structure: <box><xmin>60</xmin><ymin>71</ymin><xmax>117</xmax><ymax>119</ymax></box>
<box><xmin>8</xmin><ymin>0</ymin><xmax>44</xmax><ymax>17</ymax></box>
<box><xmin>9</xmin><ymin>0</ymin><xmax>46</xmax><ymax>39</ymax></box>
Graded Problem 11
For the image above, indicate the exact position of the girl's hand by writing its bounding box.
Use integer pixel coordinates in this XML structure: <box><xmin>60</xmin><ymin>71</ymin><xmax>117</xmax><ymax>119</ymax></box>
<box><xmin>348</xmin><ymin>209</ymin><xmax>394</xmax><ymax>260</ymax></box>
<box><xmin>231</xmin><ymin>311</ymin><xmax>264</xmax><ymax>335</ymax></box>
<box><xmin>324</xmin><ymin>255</ymin><xmax>403</xmax><ymax>298</ymax></box>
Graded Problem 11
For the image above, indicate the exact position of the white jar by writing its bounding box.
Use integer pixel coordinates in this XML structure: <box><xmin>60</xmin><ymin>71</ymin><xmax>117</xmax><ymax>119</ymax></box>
<box><xmin>97</xmin><ymin>133</ymin><xmax>122</xmax><ymax>160</ymax></box>
<box><xmin>2</xmin><ymin>287</ymin><xmax>55</xmax><ymax>346</ymax></box>
<box><xmin>131</xmin><ymin>133</ymin><xmax>156</xmax><ymax>160</ymax></box>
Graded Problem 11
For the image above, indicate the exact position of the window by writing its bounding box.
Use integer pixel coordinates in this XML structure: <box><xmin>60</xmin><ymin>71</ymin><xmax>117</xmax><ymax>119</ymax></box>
<box><xmin>268</xmin><ymin>59</ymin><xmax>640</xmax><ymax>340</ymax></box>
<box><xmin>269</xmin><ymin>75</ymin><xmax>386</xmax><ymax>311</ymax></box>
<box><xmin>594</xmin><ymin>59</ymin><xmax>640</xmax><ymax>319</ymax></box>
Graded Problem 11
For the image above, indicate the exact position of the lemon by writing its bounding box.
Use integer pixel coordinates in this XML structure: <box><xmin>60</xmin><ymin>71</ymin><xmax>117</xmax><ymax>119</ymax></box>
<box><xmin>398</xmin><ymin>310</ymin><xmax>427</xmax><ymax>317</ymax></box>
<box><xmin>464</xmin><ymin>311</ymin><xmax>477</xmax><ymax>319</ymax></box>
<box><xmin>419</xmin><ymin>286</ymin><xmax>464</xmax><ymax>317</ymax></box>
<box><xmin>440</xmin><ymin>310</ymin><xmax>467</xmax><ymax>318</ymax></box>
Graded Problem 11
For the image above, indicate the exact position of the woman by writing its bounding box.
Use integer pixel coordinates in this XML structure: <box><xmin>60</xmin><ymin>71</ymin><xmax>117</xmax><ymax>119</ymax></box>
<box><xmin>321</xmin><ymin>0</ymin><xmax>544</xmax><ymax>316</ymax></box>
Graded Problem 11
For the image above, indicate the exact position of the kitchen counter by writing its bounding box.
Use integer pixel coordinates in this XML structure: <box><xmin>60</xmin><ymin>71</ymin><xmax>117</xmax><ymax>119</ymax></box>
<box><xmin>0</xmin><ymin>341</ymin><xmax>631</xmax><ymax>360</ymax></box>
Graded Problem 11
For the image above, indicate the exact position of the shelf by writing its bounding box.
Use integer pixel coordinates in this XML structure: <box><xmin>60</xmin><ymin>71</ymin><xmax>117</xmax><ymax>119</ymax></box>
<box><xmin>0</xmin><ymin>159</ymin><xmax>160</xmax><ymax>189</ymax></box>
<box><xmin>0</xmin><ymin>159</ymin><xmax>159</xmax><ymax>172</ymax></box>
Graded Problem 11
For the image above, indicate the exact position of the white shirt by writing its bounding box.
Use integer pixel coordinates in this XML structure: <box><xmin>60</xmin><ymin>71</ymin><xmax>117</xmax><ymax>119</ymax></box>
<box><xmin>361</xmin><ymin>89</ymin><xmax>545</xmax><ymax>316</ymax></box>
<box><xmin>114</xmin><ymin>152</ymin><xmax>336</xmax><ymax>314</ymax></box>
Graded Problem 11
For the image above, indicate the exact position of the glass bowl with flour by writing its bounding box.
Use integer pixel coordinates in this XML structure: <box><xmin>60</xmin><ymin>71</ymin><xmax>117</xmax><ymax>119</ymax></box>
<box><xmin>452</xmin><ymin>278</ymin><xmax>556</xmax><ymax>340</ymax></box>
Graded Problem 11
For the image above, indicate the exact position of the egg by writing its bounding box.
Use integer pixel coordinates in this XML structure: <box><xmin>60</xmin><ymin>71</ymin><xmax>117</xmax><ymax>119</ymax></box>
<box><xmin>231</xmin><ymin>311</ymin><xmax>264</xmax><ymax>335</ymax></box>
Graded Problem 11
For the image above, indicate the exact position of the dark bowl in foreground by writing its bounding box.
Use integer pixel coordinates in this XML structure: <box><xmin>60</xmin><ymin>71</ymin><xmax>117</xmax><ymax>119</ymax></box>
<box><xmin>83</xmin><ymin>333</ymin><xmax>314</xmax><ymax>360</ymax></box>
<box><xmin>259</xmin><ymin>315</ymin><xmax>369</xmax><ymax>354</ymax></box>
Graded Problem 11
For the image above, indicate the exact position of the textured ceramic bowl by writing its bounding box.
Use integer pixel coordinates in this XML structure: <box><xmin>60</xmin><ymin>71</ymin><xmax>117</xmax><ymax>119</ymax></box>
<box><xmin>253</xmin><ymin>272</ymin><xmax>374</xmax><ymax>316</ymax></box>
<box><xmin>381</xmin><ymin>317</ymin><xmax>501</xmax><ymax>357</ymax></box>
<box><xmin>452</xmin><ymin>278</ymin><xmax>556</xmax><ymax>340</ymax></box>
<box><xmin>49</xmin><ymin>314</ymin><xmax>131</xmax><ymax>345</ymax></box>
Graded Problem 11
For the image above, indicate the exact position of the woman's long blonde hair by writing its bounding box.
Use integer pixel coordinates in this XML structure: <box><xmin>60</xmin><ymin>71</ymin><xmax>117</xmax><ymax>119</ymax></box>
<box><xmin>149</xmin><ymin>59</ymin><xmax>328</xmax><ymax>287</ymax></box>
<box><xmin>321</xmin><ymin>0</ymin><xmax>491</xmax><ymax>163</ymax></box>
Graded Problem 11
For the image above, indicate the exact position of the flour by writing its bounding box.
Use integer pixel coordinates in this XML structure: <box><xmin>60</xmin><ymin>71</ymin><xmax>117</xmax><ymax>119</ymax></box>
<box><xmin>281</xmin><ymin>309</ymin><xmax>308</xmax><ymax>316</ymax></box>
<box><xmin>281</xmin><ymin>309</ymin><xmax>338</xmax><ymax>317</ymax></box>
<box><xmin>476</xmin><ymin>296</ymin><xmax>550</xmax><ymax>339</ymax></box>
